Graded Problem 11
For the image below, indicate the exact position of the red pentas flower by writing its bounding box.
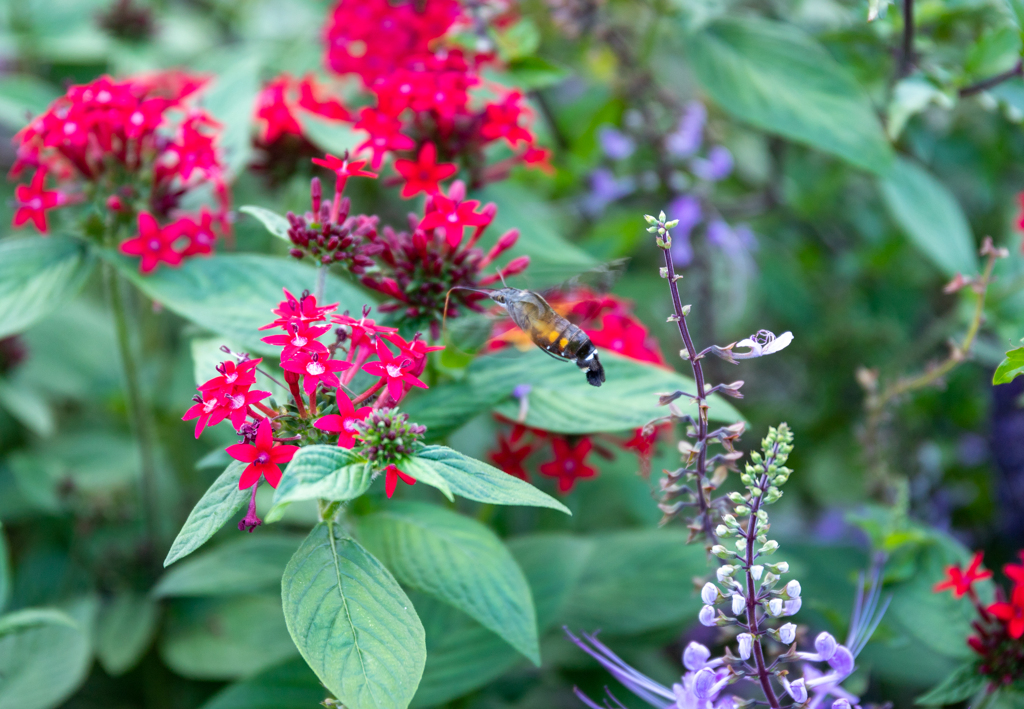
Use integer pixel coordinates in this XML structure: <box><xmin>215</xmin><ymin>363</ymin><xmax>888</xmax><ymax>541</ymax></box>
<box><xmin>989</xmin><ymin>585</ymin><xmax>1024</xmax><ymax>639</ymax></box>
<box><xmin>934</xmin><ymin>551</ymin><xmax>993</xmax><ymax>598</ymax></box>
<box><xmin>480</xmin><ymin>91</ymin><xmax>534</xmax><ymax>147</ymax></box>
<box><xmin>333</xmin><ymin>311</ymin><xmax>399</xmax><ymax>356</ymax></box>
<box><xmin>281</xmin><ymin>352</ymin><xmax>352</xmax><ymax>396</ymax></box>
<box><xmin>489</xmin><ymin>425</ymin><xmax>537</xmax><ymax>481</ymax></box>
<box><xmin>384</xmin><ymin>464</ymin><xmax>417</xmax><ymax>498</ymax></box>
<box><xmin>183</xmin><ymin>357</ymin><xmax>271</xmax><ymax>438</ymax></box>
<box><xmin>362</xmin><ymin>340</ymin><xmax>428</xmax><ymax>402</ymax></box>
<box><xmin>313</xmin><ymin>391</ymin><xmax>373</xmax><ymax>449</ymax></box>
<box><xmin>354</xmin><ymin>108</ymin><xmax>416</xmax><ymax>169</ymax></box>
<box><xmin>260</xmin><ymin>321</ymin><xmax>331</xmax><ymax>361</ymax></box>
<box><xmin>394</xmin><ymin>142</ymin><xmax>457</xmax><ymax>197</ymax></box>
<box><xmin>261</xmin><ymin>289</ymin><xmax>338</xmax><ymax>330</ymax></box>
<box><xmin>226</xmin><ymin>417</ymin><xmax>300</xmax><ymax>489</ymax></box>
<box><xmin>418</xmin><ymin>188</ymin><xmax>492</xmax><ymax>247</ymax></box>
<box><xmin>539</xmin><ymin>437</ymin><xmax>597</xmax><ymax>493</ymax></box>
<box><xmin>11</xmin><ymin>71</ymin><xmax>230</xmax><ymax>273</ymax></box>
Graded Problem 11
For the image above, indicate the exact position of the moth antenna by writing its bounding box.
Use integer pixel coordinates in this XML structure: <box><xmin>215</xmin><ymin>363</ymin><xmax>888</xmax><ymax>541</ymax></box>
<box><xmin>496</xmin><ymin>266</ymin><xmax>508</xmax><ymax>288</ymax></box>
<box><xmin>442</xmin><ymin>286</ymin><xmax>492</xmax><ymax>340</ymax></box>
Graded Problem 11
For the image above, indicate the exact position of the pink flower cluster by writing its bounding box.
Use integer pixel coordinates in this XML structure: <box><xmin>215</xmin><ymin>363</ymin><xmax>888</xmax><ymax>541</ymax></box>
<box><xmin>10</xmin><ymin>72</ymin><xmax>230</xmax><ymax>273</ymax></box>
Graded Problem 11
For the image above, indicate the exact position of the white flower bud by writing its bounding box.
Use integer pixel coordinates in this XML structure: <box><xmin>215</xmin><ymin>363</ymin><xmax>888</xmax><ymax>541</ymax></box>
<box><xmin>814</xmin><ymin>632</ymin><xmax>837</xmax><ymax>661</ymax></box>
<box><xmin>735</xmin><ymin>538</ymin><xmax>747</xmax><ymax>551</ymax></box>
<box><xmin>715</xmin><ymin>524</ymin><xmax>730</xmax><ymax>538</ymax></box>
<box><xmin>771</xmin><ymin>561</ymin><xmax>789</xmax><ymax>574</ymax></box>
<box><xmin>786</xmin><ymin>678</ymin><xmax>808</xmax><ymax>703</ymax></box>
<box><xmin>784</xmin><ymin>597</ymin><xmax>802</xmax><ymax>616</ymax></box>
<box><xmin>784</xmin><ymin>580</ymin><xmax>801</xmax><ymax>599</ymax></box>
<box><xmin>711</xmin><ymin>545</ymin><xmax>730</xmax><ymax>558</ymax></box>
<box><xmin>682</xmin><ymin>641</ymin><xmax>711</xmax><ymax>671</ymax></box>
<box><xmin>767</xmin><ymin>598</ymin><xmax>783</xmax><ymax>617</ymax></box>
<box><xmin>760</xmin><ymin>540</ymin><xmax>779</xmax><ymax>554</ymax></box>
<box><xmin>732</xmin><ymin>594</ymin><xmax>746</xmax><ymax>616</ymax></box>
<box><xmin>716</xmin><ymin>565</ymin><xmax>736</xmax><ymax>583</ymax></box>
<box><xmin>750</xmin><ymin>565</ymin><xmax>764</xmax><ymax>581</ymax></box>
<box><xmin>737</xmin><ymin>633</ymin><xmax>752</xmax><ymax>660</ymax></box>
<box><xmin>779</xmin><ymin>622</ymin><xmax>796</xmax><ymax>644</ymax></box>
<box><xmin>693</xmin><ymin>667</ymin><xmax>717</xmax><ymax>700</ymax></box>
<box><xmin>699</xmin><ymin>605</ymin><xmax>717</xmax><ymax>627</ymax></box>
<box><xmin>701</xmin><ymin>582</ymin><xmax>720</xmax><ymax>606</ymax></box>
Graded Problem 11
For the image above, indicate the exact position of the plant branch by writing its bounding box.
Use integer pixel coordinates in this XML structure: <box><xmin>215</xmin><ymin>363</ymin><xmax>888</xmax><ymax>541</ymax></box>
<box><xmin>898</xmin><ymin>0</ymin><xmax>915</xmax><ymax>78</ymax></box>
<box><xmin>103</xmin><ymin>262</ymin><xmax>159</xmax><ymax>545</ymax></box>
<box><xmin>960</xmin><ymin>60</ymin><xmax>1023</xmax><ymax>97</ymax></box>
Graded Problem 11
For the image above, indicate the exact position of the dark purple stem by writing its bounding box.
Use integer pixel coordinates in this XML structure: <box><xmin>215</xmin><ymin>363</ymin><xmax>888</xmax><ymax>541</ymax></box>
<box><xmin>661</xmin><ymin>246</ymin><xmax>717</xmax><ymax>546</ymax></box>
<box><xmin>960</xmin><ymin>60</ymin><xmax>1023</xmax><ymax>96</ymax></box>
<box><xmin>898</xmin><ymin>0</ymin><xmax>914</xmax><ymax>78</ymax></box>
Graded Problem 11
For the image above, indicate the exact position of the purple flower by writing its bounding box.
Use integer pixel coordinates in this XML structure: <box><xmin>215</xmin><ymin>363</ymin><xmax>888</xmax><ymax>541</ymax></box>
<box><xmin>667</xmin><ymin>194</ymin><xmax>702</xmax><ymax>267</ymax></box>
<box><xmin>666</xmin><ymin>101</ymin><xmax>706</xmax><ymax>157</ymax></box>
<box><xmin>581</xmin><ymin>168</ymin><xmax>635</xmax><ymax>217</ymax></box>
<box><xmin>598</xmin><ymin>125</ymin><xmax>636</xmax><ymax>160</ymax></box>
<box><xmin>691</xmin><ymin>146</ymin><xmax>733</xmax><ymax>182</ymax></box>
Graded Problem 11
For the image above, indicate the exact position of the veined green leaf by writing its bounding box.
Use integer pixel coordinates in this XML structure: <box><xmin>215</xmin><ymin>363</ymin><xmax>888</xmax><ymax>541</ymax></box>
<box><xmin>0</xmin><ymin>237</ymin><xmax>95</xmax><ymax>339</ymax></box>
<box><xmin>687</xmin><ymin>17</ymin><xmax>893</xmax><ymax>174</ymax></box>
<box><xmin>164</xmin><ymin>462</ymin><xmax>250</xmax><ymax>568</ymax></box>
<box><xmin>411</xmin><ymin>445</ymin><xmax>569</xmax><ymax>514</ymax></box>
<box><xmin>879</xmin><ymin>157</ymin><xmax>979</xmax><ymax>277</ymax></box>
<box><xmin>239</xmin><ymin>206</ymin><xmax>291</xmax><ymax>243</ymax></box>
<box><xmin>155</xmin><ymin>534</ymin><xmax>304</xmax><ymax>597</ymax></box>
<box><xmin>994</xmin><ymin>344</ymin><xmax>1024</xmax><ymax>384</ymax></box>
<box><xmin>357</xmin><ymin>502</ymin><xmax>539</xmax><ymax>664</ymax></box>
<box><xmin>281</xmin><ymin>523</ymin><xmax>426</xmax><ymax>709</ymax></box>
<box><xmin>198</xmin><ymin>658</ymin><xmax>327</xmax><ymax>709</ymax></box>
<box><xmin>0</xmin><ymin>605</ymin><xmax>91</xmax><ymax>709</ymax></box>
<box><xmin>96</xmin><ymin>592</ymin><xmax>159</xmax><ymax>676</ymax></box>
<box><xmin>274</xmin><ymin>445</ymin><xmax>373</xmax><ymax>504</ymax></box>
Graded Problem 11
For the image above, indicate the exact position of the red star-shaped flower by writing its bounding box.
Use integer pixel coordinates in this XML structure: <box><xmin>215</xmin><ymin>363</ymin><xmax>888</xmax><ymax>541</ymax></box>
<box><xmin>297</xmin><ymin>76</ymin><xmax>349</xmax><ymax>121</ymax></box>
<box><xmin>169</xmin><ymin>209</ymin><xmax>219</xmax><ymax>257</ymax></box>
<box><xmin>261</xmin><ymin>321</ymin><xmax>331</xmax><ymax>362</ymax></box>
<box><xmin>313</xmin><ymin>391</ymin><xmax>372</xmax><ymax>449</ymax></box>
<box><xmin>989</xmin><ymin>584</ymin><xmax>1024</xmax><ymax>639</ymax></box>
<box><xmin>198</xmin><ymin>358</ymin><xmax>261</xmax><ymax>398</ymax></box>
<box><xmin>384</xmin><ymin>464</ymin><xmax>417</xmax><ymax>498</ymax></box>
<box><xmin>225</xmin><ymin>417</ymin><xmax>300</xmax><ymax>489</ymax></box>
<box><xmin>1004</xmin><ymin>551</ymin><xmax>1024</xmax><ymax>585</ymax></box>
<box><xmin>539</xmin><ymin>437</ymin><xmax>597</xmax><ymax>493</ymax></box>
<box><xmin>311</xmin><ymin>153</ymin><xmax>378</xmax><ymax>181</ymax></box>
<box><xmin>480</xmin><ymin>92</ymin><xmax>534</xmax><ymax>147</ymax></box>
<box><xmin>353</xmin><ymin>108</ymin><xmax>415</xmax><ymax>168</ymax></box>
<box><xmin>394</xmin><ymin>142</ymin><xmax>457</xmax><ymax>197</ymax></box>
<box><xmin>119</xmin><ymin>212</ymin><xmax>183</xmax><ymax>273</ymax></box>
<box><xmin>418</xmin><ymin>192</ymin><xmax>492</xmax><ymax>248</ymax></box>
<box><xmin>362</xmin><ymin>340</ymin><xmax>428</xmax><ymax>402</ymax></box>
<box><xmin>255</xmin><ymin>77</ymin><xmax>301</xmax><ymax>143</ymax></box>
<box><xmin>12</xmin><ymin>169</ymin><xmax>65</xmax><ymax>233</ymax></box>
<box><xmin>489</xmin><ymin>425</ymin><xmax>535</xmax><ymax>481</ymax></box>
<box><xmin>260</xmin><ymin>289</ymin><xmax>338</xmax><ymax>330</ymax></box>
<box><xmin>223</xmin><ymin>388</ymin><xmax>272</xmax><ymax>431</ymax></box>
<box><xmin>382</xmin><ymin>332</ymin><xmax>444</xmax><ymax>377</ymax></box>
<box><xmin>934</xmin><ymin>551</ymin><xmax>992</xmax><ymax>598</ymax></box>
<box><xmin>332</xmin><ymin>313</ymin><xmax>398</xmax><ymax>354</ymax></box>
<box><xmin>280</xmin><ymin>352</ymin><xmax>352</xmax><ymax>396</ymax></box>
<box><xmin>182</xmin><ymin>394</ymin><xmax>230</xmax><ymax>438</ymax></box>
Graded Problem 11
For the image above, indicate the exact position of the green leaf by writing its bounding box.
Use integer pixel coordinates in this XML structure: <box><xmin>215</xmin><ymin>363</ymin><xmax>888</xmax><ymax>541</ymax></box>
<box><xmin>1006</xmin><ymin>0</ymin><xmax>1024</xmax><ymax>28</ymax></box>
<box><xmin>494</xmin><ymin>18</ymin><xmax>540</xmax><ymax>61</ymax></box>
<box><xmin>198</xmin><ymin>52</ymin><xmax>260</xmax><ymax>177</ymax></box>
<box><xmin>879</xmin><ymin>156</ymin><xmax>979</xmax><ymax>277</ymax></box>
<box><xmin>915</xmin><ymin>662</ymin><xmax>987</xmax><ymax>705</ymax></box>
<box><xmin>0</xmin><ymin>379</ymin><xmax>54</xmax><ymax>438</ymax></box>
<box><xmin>472</xmin><ymin>183</ymin><xmax>597</xmax><ymax>288</ymax></box>
<box><xmin>965</xmin><ymin>26</ymin><xmax>1021</xmax><ymax>81</ymax></box>
<box><xmin>356</xmin><ymin>502</ymin><xmax>539</xmax><ymax>664</ymax></box>
<box><xmin>96</xmin><ymin>592</ymin><xmax>159</xmax><ymax>676</ymax></box>
<box><xmin>303</xmin><ymin>115</ymin><xmax>363</xmax><ymax>156</ymax></box>
<box><xmin>0</xmin><ymin>75</ymin><xmax>60</xmax><ymax>128</ymax></box>
<box><xmin>887</xmin><ymin>76</ymin><xmax>955</xmax><ymax>141</ymax></box>
<box><xmin>562</xmin><ymin>528</ymin><xmax>708</xmax><ymax>634</ymax></box>
<box><xmin>281</xmin><ymin>523</ymin><xmax>426</xmax><ymax>709</ymax></box>
<box><xmin>507</xmin><ymin>534</ymin><xmax>591</xmax><ymax>629</ymax></box>
<box><xmin>0</xmin><ymin>237</ymin><xmax>95</xmax><ymax>339</ymax></box>
<box><xmin>199</xmin><ymin>658</ymin><xmax>327</xmax><ymax>709</ymax></box>
<box><xmin>105</xmin><ymin>252</ymin><xmax>368</xmax><ymax>355</ymax></box>
<box><xmin>0</xmin><ymin>523</ymin><xmax>8</xmax><ymax>613</ymax></box>
<box><xmin>239</xmin><ymin>206</ymin><xmax>292</xmax><ymax>243</ymax></box>
<box><xmin>0</xmin><ymin>606</ymin><xmax>91</xmax><ymax>709</ymax></box>
<box><xmin>411</xmin><ymin>445</ymin><xmax>570</xmax><ymax>513</ymax></box>
<box><xmin>155</xmin><ymin>534</ymin><xmax>304</xmax><ymax>597</ymax></box>
<box><xmin>273</xmin><ymin>445</ymin><xmax>373</xmax><ymax>505</ymax></box>
<box><xmin>164</xmin><ymin>462</ymin><xmax>251</xmax><ymax>568</ymax></box>
<box><xmin>994</xmin><ymin>345</ymin><xmax>1024</xmax><ymax>384</ymax></box>
<box><xmin>160</xmin><ymin>595</ymin><xmax>297</xmax><ymax>680</ymax></box>
<box><xmin>686</xmin><ymin>17</ymin><xmax>893</xmax><ymax>174</ymax></box>
<box><xmin>488</xmin><ymin>57</ymin><xmax>571</xmax><ymax>91</ymax></box>
<box><xmin>418</xmin><ymin>349</ymin><xmax>741</xmax><ymax>434</ymax></box>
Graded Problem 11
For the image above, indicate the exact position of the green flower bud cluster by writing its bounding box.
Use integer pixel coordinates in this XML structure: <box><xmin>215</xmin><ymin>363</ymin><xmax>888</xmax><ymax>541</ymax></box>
<box><xmin>644</xmin><ymin>211</ymin><xmax>679</xmax><ymax>249</ymax></box>
<box><xmin>354</xmin><ymin>408</ymin><xmax>426</xmax><ymax>469</ymax></box>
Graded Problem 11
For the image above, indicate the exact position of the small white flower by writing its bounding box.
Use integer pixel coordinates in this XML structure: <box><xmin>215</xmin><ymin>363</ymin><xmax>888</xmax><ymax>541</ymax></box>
<box><xmin>732</xmin><ymin>594</ymin><xmax>746</xmax><ymax>616</ymax></box>
<box><xmin>767</xmin><ymin>598</ymin><xmax>784</xmax><ymax>617</ymax></box>
<box><xmin>699</xmin><ymin>605</ymin><xmax>718</xmax><ymax>627</ymax></box>
<box><xmin>814</xmin><ymin>632</ymin><xmax>837</xmax><ymax>661</ymax></box>
<box><xmin>785</xmin><ymin>580</ymin><xmax>801</xmax><ymax>599</ymax></box>
<box><xmin>750</xmin><ymin>565</ymin><xmax>764</xmax><ymax>581</ymax></box>
<box><xmin>716</xmin><ymin>565</ymin><xmax>736</xmax><ymax>583</ymax></box>
<box><xmin>737</xmin><ymin>633</ymin><xmax>752</xmax><ymax>660</ymax></box>
<box><xmin>692</xmin><ymin>667</ymin><xmax>717</xmax><ymax>700</ymax></box>
<box><xmin>731</xmin><ymin>330</ymin><xmax>794</xmax><ymax>360</ymax></box>
<box><xmin>771</xmin><ymin>561</ymin><xmax>790</xmax><ymax>574</ymax></box>
<box><xmin>779</xmin><ymin>622</ymin><xmax>797</xmax><ymax>644</ymax></box>
<box><xmin>784</xmin><ymin>597</ymin><xmax>802</xmax><ymax>616</ymax></box>
<box><xmin>760</xmin><ymin>540</ymin><xmax>779</xmax><ymax>554</ymax></box>
<box><xmin>701</xmin><ymin>582</ymin><xmax>720</xmax><ymax>606</ymax></box>
<box><xmin>682</xmin><ymin>641</ymin><xmax>711</xmax><ymax>671</ymax></box>
<box><xmin>785</xmin><ymin>678</ymin><xmax>808</xmax><ymax>703</ymax></box>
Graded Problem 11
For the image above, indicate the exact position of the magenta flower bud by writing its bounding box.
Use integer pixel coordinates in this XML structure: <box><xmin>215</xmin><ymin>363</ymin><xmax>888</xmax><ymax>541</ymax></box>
<box><xmin>814</xmin><ymin>632</ymin><xmax>837</xmax><ymax>661</ymax></box>
<box><xmin>311</xmin><ymin>177</ymin><xmax>322</xmax><ymax>215</ymax></box>
<box><xmin>699</xmin><ymin>605</ymin><xmax>717</xmax><ymax>627</ymax></box>
<box><xmin>828</xmin><ymin>645</ymin><xmax>855</xmax><ymax>676</ymax></box>
<box><xmin>701</xmin><ymin>582</ymin><xmax>719</xmax><ymax>605</ymax></box>
<box><xmin>737</xmin><ymin>633</ymin><xmax>752</xmax><ymax>660</ymax></box>
<box><xmin>682</xmin><ymin>641</ymin><xmax>711</xmax><ymax>671</ymax></box>
<box><xmin>692</xmin><ymin>667</ymin><xmax>716</xmax><ymax>699</ymax></box>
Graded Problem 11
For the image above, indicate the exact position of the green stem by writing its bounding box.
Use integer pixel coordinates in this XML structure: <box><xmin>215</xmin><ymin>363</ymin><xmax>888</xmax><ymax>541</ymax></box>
<box><xmin>103</xmin><ymin>262</ymin><xmax>159</xmax><ymax>544</ymax></box>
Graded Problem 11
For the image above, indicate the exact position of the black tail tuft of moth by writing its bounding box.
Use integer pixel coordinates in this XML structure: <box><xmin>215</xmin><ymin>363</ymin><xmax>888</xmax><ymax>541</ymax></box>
<box><xmin>583</xmin><ymin>353</ymin><xmax>605</xmax><ymax>387</ymax></box>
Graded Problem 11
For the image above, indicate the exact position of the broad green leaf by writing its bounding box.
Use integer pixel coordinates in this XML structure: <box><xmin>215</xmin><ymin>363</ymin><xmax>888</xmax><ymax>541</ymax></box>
<box><xmin>410</xmin><ymin>534</ymin><xmax>589</xmax><ymax>708</ymax></box>
<box><xmin>160</xmin><ymin>595</ymin><xmax>296</xmax><ymax>680</ymax></box>
<box><xmin>0</xmin><ymin>606</ymin><xmax>91</xmax><ymax>709</ymax></box>
<box><xmin>0</xmin><ymin>524</ymin><xmax>8</xmax><ymax>612</ymax></box>
<box><xmin>400</xmin><ymin>379</ymin><xmax>506</xmax><ymax>441</ymax></box>
<box><xmin>494</xmin><ymin>18</ymin><xmax>540</xmax><ymax>60</ymax></box>
<box><xmin>915</xmin><ymin>662</ymin><xmax>986</xmax><ymax>705</ymax></box>
<box><xmin>1006</xmin><ymin>0</ymin><xmax>1024</xmax><ymax>28</ymax></box>
<box><xmin>0</xmin><ymin>75</ymin><xmax>60</xmax><ymax>128</ymax></box>
<box><xmin>96</xmin><ymin>592</ymin><xmax>159</xmax><ymax>676</ymax></box>
<box><xmin>240</xmin><ymin>206</ymin><xmax>292</xmax><ymax>243</ymax></box>
<box><xmin>357</xmin><ymin>502</ymin><xmax>539</xmax><ymax>663</ymax></box>
<box><xmin>303</xmin><ymin>115</ymin><xmax>363</xmax><ymax>156</ymax></box>
<box><xmin>155</xmin><ymin>534</ymin><xmax>304</xmax><ymax>597</ymax></box>
<box><xmin>0</xmin><ymin>379</ymin><xmax>54</xmax><ymax>437</ymax></box>
<box><xmin>472</xmin><ymin>183</ymin><xmax>597</xmax><ymax>288</ymax></box>
<box><xmin>281</xmin><ymin>523</ymin><xmax>426</xmax><ymax>709</ymax></box>
<box><xmin>105</xmin><ymin>252</ymin><xmax>368</xmax><ymax>355</ymax></box>
<box><xmin>686</xmin><ymin>17</ymin><xmax>893</xmax><ymax>174</ymax></box>
<box><xmin>994</xmin><ymin>345</ymin><xmax>1024</xmax><ymax>384</ymax></box>
<box><xmin>965</xmin><ymin>26</ymin><xmax>1021</xmax><ymax>81</ymax></box>
<box><xmin>450</xmin><ymin>349</ymin><xmax>742</xmax><ymax>433</ymax></box>
<box><xmin>274</xmin><ymin>445</ymin><xmax>373</xmax><ymax>504</ymax></box>
<box><xmin>0</xmin><ymin>237</ymin><xmax>95</xmax><ymax>339</ymax></box>
<box><xmin>198</xmin><ymin>52</ymin><xmax>259</xmax><ymax>177</ymax></box>
<box><xmin>879</xmin><ymin>157</ymin><xmax>979</xmax><ymax>277</ymax></box>
<box><xmin>562</xmin><ymin>528</ymin><xmax>708</xmax><ymax>634</ymax></box>
<box><xmin>887</xmin><ymin>76</ymin><xmax>955</xmax><ymax>141</ymax></box>
<box><xmin>486</xmin><ymin>57</ymin><xmax>571</xmax><ymax>91</ymax></box>
<box><xmin>411</xmin><ymin>445</ymin><xmax>569</xmax><ymax>513</ymax></box>
<box><xmin>164</xmin><ymin>462</ymin><xmax>250</xmax><ymax>568</ymax></box>
<box><xmin>199</xmin><ymin>658</ymin><xmax>327</xmax><ymax>709</ymax></box>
